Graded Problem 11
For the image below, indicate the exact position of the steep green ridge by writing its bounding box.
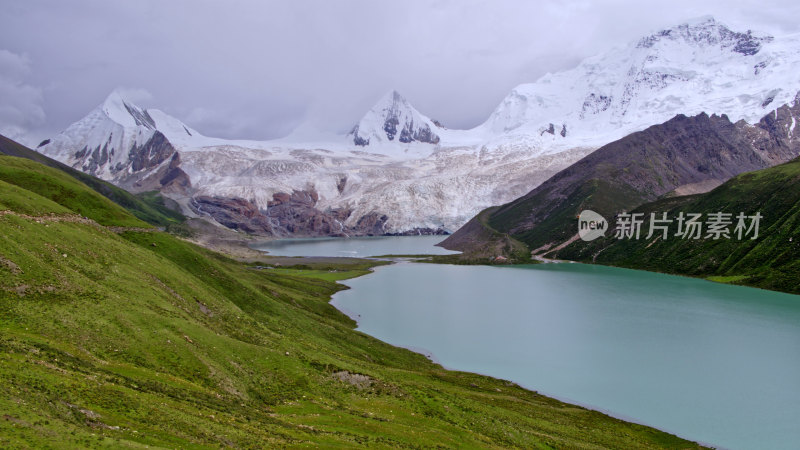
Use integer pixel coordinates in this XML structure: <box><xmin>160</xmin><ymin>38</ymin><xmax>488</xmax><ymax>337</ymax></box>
<box><xmin>494</xmin><ymin>177</ymin><xmax>646</xmax><ymax>252</ymax></box>
<box><xmin>556</xmin><ymin>156</ymin><xmax>800</xmax><ymax>295</ymax></box>
<box><xmin>0</xmin><ymin>135</ymin><xmax>184</xmax><ymax>227</ymax></box>
<box><xmin>0</xmin><ymin>178</ymin><xmax>71</xmax><ymax>216</ymax></box>
<box><xmin>433</xmin><ymin>207</ymin><xmax>532</xmax><ymax>262</ymax></box>
<box><xmin>0</xmin><ymin>156</ymin><xmax>148</xmax><ymax>227</ymax></box>
<box><xmin>0</xmin><ymin>157</ymin><xmax>700</xmax><ymax>447</ymax></box>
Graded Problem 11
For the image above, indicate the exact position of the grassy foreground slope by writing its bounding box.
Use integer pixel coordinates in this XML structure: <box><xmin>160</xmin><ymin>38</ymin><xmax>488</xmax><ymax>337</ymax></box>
<box><xmin>556</xmin><ymin>156</ymin><xmax>800</xmax><ymax>295</ymax></box>
<box><xmin>0</xmin><ymin>156</ymin><xmax>150</xmax><ymax>228</ymax></box>
<box><xmin>0</xmin><ymin>156</ymin><xmax>699</xmax><ymax>448</ymax></box>
<box><xmin>0</xmin><ymin>134</ymin><xmax>184</xmax><ymax>227</ymax></box>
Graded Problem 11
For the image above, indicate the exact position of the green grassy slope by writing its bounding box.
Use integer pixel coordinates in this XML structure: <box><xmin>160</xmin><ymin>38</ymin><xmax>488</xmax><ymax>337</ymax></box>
<box><xmin>557</xmin><ymin>157</ymin><xmax>800</xmax><ymax>295</ymax></box>
<box><xmin>0</xmin><ymin>155</ymin><xmax>700</xmax><ymax>447</ymax></box>
<box><xmin>0</xmin><ymin>135</ymin><xmax>184</xmax><ymax>227</ymax></box>
<box><xmin>0</xmin><ymin>156</ymin><xmax>149</xmax><ymax>227</ymax></box>
<box><xmin>432</xmin><ymin>207</ymin><xmax>533</xmax><ymax>262</ymax></box>
<box><xmin>493</xmin><ymin>178</ymin><xmax>647</xmax><ymax>252</ymax></box>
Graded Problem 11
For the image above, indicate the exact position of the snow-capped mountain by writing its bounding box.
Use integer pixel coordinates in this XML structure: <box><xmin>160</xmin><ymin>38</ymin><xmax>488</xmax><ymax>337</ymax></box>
<box><xmin>38</xmin><ymin>90</ymin><xmax>203</xmax><ymax>191</ymax></box>
<box><xmin>348</xmin><ymin>90</ymin><xmax>442</xmax><ymax>146</ymax></box>
<box><xmin>478</xmin><ymin>16</ymin><xmax>800</xmax><ymax>152</ymax></box>
<box><xmin>36</xmin><ymin>17</ymin><xmax>800</xmax><ymax>236</ymax></box>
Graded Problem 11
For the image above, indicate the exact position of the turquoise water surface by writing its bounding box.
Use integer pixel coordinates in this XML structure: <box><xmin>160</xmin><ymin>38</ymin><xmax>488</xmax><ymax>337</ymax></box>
<box><xmin>265</xmin><ymin>237</ymin><xmax>800</xmax><ymax>449</ymax></box>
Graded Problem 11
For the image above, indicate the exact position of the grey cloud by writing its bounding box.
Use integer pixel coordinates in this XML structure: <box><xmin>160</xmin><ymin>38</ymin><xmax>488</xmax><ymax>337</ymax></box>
<box><xmin>1</xmin><ymin>0</ymin><xmax>799</xmax><ymax>143</ymax></box>
<box><xmin>0</xmin><ymin>49</ymin><xmax>45</xmax><ymax>146</ymax></box>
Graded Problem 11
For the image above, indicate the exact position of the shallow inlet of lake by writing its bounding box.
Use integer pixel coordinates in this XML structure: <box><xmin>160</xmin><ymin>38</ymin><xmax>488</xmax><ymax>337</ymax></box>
<box><xmin>253</xmin><ymin>235</ymin><xmax>458</xmax><ymax>257</ymax></box>
<box><xmin>260</xmin><ymin>236</ymin><xmax>800</xmax><ymax>450</ymax></box>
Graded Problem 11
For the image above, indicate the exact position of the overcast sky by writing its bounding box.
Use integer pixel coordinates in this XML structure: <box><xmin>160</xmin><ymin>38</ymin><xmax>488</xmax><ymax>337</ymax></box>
<box><xmin>2</xmin><ymin>0</ymin><xmax>799</xmax><ymax>146</ymax></box>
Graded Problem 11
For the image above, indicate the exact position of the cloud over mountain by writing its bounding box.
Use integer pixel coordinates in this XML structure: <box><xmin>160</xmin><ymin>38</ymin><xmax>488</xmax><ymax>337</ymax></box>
<box><xmin>0</xmin><ymin>49</ymin><xmax>45</xmax><ymax>146</ymax></box>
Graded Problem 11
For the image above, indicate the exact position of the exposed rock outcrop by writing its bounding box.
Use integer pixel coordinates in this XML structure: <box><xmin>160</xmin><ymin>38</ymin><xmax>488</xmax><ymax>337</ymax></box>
<box><xmin>191</xmin><ymin>189</ymin><xmax>421</xmax><ymax>237</ymax></box>
<box><xmin>123</xmin><ymin>151</ymin><xmax>191</xmax><ymax>195</ymax></box>
<box><xmin>266</xmin><ymin>190</ymin><xmax>348</xmax><ymax>236</ymax></box>
<box><xmin>128</xmin><ymin>131</ymin><xmax>175</xmax><ymax>173</ymax></box>
<box><xmin>386</xmin><ymin>227</ymin><xmax>449</xmax><ymax>236</ymax></box>
<box><xmin>191</xmin><ymin>196</ymin><xmax>276</xmax><ymax>235</ymax></box>
<box><xmin>158</xmin><ymin>153</ymin><xmax>192</xmax><ymax>194</ymax></box>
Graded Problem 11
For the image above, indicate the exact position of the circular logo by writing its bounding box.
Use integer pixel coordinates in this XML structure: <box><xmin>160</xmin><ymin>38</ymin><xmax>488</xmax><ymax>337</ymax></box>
<box><xmin>578</xmin><ymin>210</ymin><xmax>607</xmax><ymax>241</ymax></box>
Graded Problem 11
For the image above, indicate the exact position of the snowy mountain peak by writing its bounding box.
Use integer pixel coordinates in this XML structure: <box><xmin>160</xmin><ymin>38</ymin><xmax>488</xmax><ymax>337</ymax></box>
<box><xmin>378</xmin><ymin>89</ymin><xmax>406</xmax><ymax>107</ymax></box>
<box><xmin>101</xmin><ymin>90</ymin><xmax>157</xmax><ymax>130</ymax></box>
<box><xmin>636</xmin><ymin>16</ymin><xmax>772</xmax><ymax>55</ymax></box>
<box><xmin>349</xmin><ymin>90</ymin><xmax>441</xmax><ymax>146</ymax></box>
<box><xmin>480</xmin><ymin>16</ymin><xmax>799</xmax><ymax>146</ymax></box>
<box><xmin>36</xmin><ymin>89</ymin><xmax>195</xmax><ymax>184</ymax></box>
<box><xmin>95</xmin><ymin>89</ymin><xmax>201</xmax><ymax>142</ymax></box>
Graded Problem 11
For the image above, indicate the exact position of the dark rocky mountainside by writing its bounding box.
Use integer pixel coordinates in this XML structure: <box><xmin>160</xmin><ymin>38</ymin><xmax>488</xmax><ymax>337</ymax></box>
<box><xmin>192</xmin><ymin>190</ymin><xmax>447</xmax><ymax>238</ymax></box>
<box><xmin>441</xmin><ymin>93</ymin><xmax>800</xmax><ymax>257</ymax></box>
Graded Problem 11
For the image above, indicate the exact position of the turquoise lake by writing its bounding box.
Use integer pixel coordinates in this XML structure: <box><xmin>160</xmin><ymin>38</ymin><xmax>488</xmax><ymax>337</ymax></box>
<box><xmin>264</xmin><ymin>237</ymin><xmax>800</xmax><ymax>449</ymax></box>
<box><xmin>253</xmin><ymin>235</ymin><xmax>458</xmax><ymax>257</ymax></box>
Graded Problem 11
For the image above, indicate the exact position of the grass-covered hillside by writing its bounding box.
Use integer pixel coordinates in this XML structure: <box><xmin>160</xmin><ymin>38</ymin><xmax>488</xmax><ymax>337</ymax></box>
<box><xmin>0</xmin><ymin>135</ymin><xmax>184</xmax><ymax>227</ymax></box>
<box><xmin>0</xmin><ymin>155</ymin><xmax>701</xmax><ymax>447</ymax></box>
<box><xmin>557</xmin><ymin>156</ymin><xmax>800</xmax><ymax>295</ymax></box>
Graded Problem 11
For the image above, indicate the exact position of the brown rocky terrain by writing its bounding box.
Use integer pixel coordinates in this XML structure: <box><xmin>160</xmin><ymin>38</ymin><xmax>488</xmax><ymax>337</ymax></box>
<box><xmin>191</xmin><ymin>189</ymin><xmax>448</xmax><ymax>238</ymax></box>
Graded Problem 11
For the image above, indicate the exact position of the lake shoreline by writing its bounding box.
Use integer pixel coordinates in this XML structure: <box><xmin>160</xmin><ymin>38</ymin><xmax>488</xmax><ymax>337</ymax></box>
<box><xmin>328</xmin><ymin>260</ymin><xmax>714</xmax><ymax>449</ymax></box>
<box><xmin>312</xmin><ymin>237</ymin><xmax>800</xmax><ymax>449</ymax></box>
<box><xmin>232</xmin><ymin>235</ymin><xmax>798</xmax><ymax>448</ymax></box>
<box><xmin>247</xmin><ymin>236</ymin><xmax>712</xmax><ymax>448</ymax></box>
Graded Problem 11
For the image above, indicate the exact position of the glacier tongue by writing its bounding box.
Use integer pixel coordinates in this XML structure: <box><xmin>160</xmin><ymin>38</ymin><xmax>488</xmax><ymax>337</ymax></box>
<box><xmin>179</xmin><ymin>144</ymin><xmax>594</xmax><ymax>233</ymax></box>
<box><xmin>35</xmin><ymin>17</ymin><xmax>800</xmax><ymax>235</ymax></box>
